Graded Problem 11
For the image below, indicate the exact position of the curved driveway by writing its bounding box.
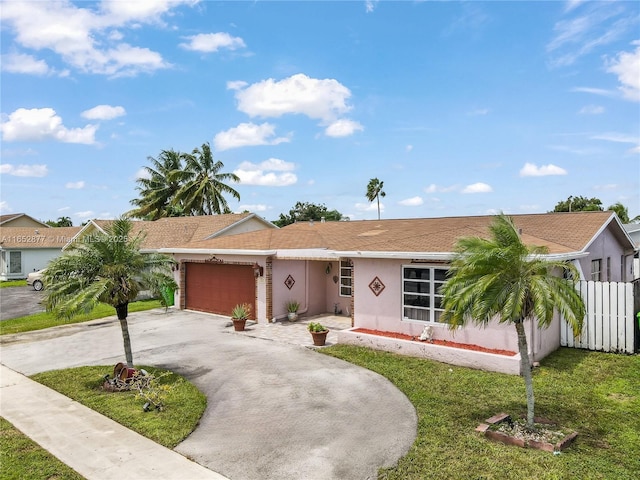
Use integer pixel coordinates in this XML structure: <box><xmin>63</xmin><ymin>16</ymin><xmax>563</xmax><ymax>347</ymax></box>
<box><xmin>0</xmin><ymin>309</ymin><xmax>417</xmax><ymax>480</ymax></box>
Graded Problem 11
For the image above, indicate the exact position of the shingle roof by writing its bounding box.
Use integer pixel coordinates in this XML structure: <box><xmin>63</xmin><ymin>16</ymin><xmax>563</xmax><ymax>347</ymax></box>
<box><xmin>171</xmin><ymin>211</ymin><xmax>620</xmax><ymax>256</ymax></box>
<box><xmin>90</xmin><ymin>213</ymin><xmax>263</xmax><ymax>250</ymax></box>
<box><xmin>0</xmin><ymin>227</ymin><xmax>81</xmax><ymax>248</ymax></box>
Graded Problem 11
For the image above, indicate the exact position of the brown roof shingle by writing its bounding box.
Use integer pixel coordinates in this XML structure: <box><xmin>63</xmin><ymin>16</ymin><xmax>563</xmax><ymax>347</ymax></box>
<box><xmin>171</xmin><ymin>211</ymin><xmax>619</xmax><ymax>256</ymax></box>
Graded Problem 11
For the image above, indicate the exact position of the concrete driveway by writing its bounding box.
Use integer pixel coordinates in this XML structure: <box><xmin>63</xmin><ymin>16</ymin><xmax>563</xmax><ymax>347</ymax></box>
<box><xmin>0</xmin><ymin>286</ymin><xmax>45</xmax><ymax>320</ymax></box>
<box><xmin>0</xmin><ymin>309</ymin><xmax>417</xmax><ymax>480</ymax></box>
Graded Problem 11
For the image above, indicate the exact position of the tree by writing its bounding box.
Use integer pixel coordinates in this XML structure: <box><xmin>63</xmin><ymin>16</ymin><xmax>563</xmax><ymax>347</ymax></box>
<box><xmin>552</xmin><ymin>196</ymin><xmax>603</xmax><ymax>213</ymax></box>
<box><xmin>175</xmin><ymin>142</ymin><xmax>240</xmax><ymax>215</ymax></box>
<box><xmin>440</xmin><ymin>214</ymin><xmax>585</xmax><ymax>428</ymax></box>
<box><xmin>46</xmin><ymin>216</ymin><xmax>73</xmax><ymax>227</ymax></box>
<box><xmin>606</xmin><ymin>202</ymin><xmax>630</xmax><ymax>223</ymax></box>
<box><xmin>273</xmin><ymin>201</ymin><xmax>344</xmax><ymax>227</ymax></box>
<box><xmin>366</xmin><ymin>178</ymin><xmax>386</xmax><ymax>220</ymax></box>
<box><xmin>129</xmin><ymin>149</ymin><xmax>186</xmax><ymax>220</ymax></box>
<box><xmin>43</xmin><ymin>217</ymin><xmax>177</xmax><ymax>367</ymax></box>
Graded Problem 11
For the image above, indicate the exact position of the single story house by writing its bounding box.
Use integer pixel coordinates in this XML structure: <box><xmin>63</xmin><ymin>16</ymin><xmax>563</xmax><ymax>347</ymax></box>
<box><xmin>0</xmin><ymin>225</ymin><xmax>81</xmax><ymax>280</ymax></box>
<box><xmin>69</xmin><ymin>213</ymin><xmax>276</xmax><ymax>253</ymax></box>
<box><xmin>162</xmin><ymin>211</ymin><xmax>636</xmax><ymax>373</ymax></box>
<box><xmin>0</xmin><ymin>213</ymin><xmax>50</xmax><ymax>228</ymax></box>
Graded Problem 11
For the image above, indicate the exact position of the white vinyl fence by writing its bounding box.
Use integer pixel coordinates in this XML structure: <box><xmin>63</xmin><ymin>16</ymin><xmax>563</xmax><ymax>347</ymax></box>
<box><xmin>561</xmin><ymin>281</ymin><xmax>635</xmax><ymax>354</ymax></box>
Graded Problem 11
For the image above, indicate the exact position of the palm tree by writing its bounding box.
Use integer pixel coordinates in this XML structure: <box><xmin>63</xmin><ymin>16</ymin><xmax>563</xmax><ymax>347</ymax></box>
<box><xmin>129</xmin><ymin>149</ymin><xmax>186</xmax><ymax>220</ymax></box>
<box><xmin>365</xmin><ymin>178</ymin><xmax>386</xmax><ymax>220</ymax></box>
<box><xmin>43</xmin><ymin>217</ymin><xmax>177</xmax><ymax>367</ymax></box>
<box><xmin>607</xmin><ymin>202</ymin><xmax>630</xmax><ymax>223</ymax></box>
<box><xmin>175</xmin><ymin>142</ymin><xmax>240</xmax><ymax>215</ymax></box>
<box><xmin>440</xmin><ymin>214</ymin><xmax>585</xmax><ymax>428</ymax></box>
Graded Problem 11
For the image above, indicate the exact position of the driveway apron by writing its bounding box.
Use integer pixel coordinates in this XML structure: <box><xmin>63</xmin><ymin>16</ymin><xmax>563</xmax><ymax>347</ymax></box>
<box><xmin>0</xmin><ymin>309</ymin><xmax>417</xmax><ymax>480</ymax></box>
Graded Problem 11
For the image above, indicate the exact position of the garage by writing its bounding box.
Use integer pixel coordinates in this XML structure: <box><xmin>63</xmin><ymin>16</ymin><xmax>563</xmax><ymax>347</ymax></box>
<box><xmin>184</xmin><ymin>262</ymin><xmax>256</xmax><ymax>319</ymax></box>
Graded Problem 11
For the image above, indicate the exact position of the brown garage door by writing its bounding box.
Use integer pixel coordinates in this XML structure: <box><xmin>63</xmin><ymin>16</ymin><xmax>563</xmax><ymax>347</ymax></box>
<box><xmin>185</xmin><ymin>263</ymin><xmax>256</xmax><ymax>319</ymax></box>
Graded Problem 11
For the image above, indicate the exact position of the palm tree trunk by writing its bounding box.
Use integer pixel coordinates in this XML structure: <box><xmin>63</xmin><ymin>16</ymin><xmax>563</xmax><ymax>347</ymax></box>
<box><xmin>376</xmin><ymin>195</ymin><xmax>380</xmax><ymax>220</ymax></box>
<box><xmin>115</xmin><ymin>303</ymin><xmax>134</xmax><ymax>368</ymax></box>
<box><xmin>514</xmin><ymin>320</ymin><xmax>535</xmax><ymax>427</ymax></box>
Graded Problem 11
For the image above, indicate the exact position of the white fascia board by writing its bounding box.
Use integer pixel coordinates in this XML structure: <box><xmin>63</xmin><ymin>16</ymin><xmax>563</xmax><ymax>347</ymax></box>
<box><xmin>62</xmin><ymin>220</ymin><xmax>104</xmax><ymax>251</ymax></box>
<box><xmin>275</xmin><ymin>249</ymin><xmax>339</xmax><ymax>260</ymax></box>
<box><xmin>158</xmin><ymin>248</ymin><xmax>277</xmax><ymax>256</ymax></box>
<box><xmin>334</xmin><ymin>251</ymin><xmax>456</xmax><ymax>261</ymax></box>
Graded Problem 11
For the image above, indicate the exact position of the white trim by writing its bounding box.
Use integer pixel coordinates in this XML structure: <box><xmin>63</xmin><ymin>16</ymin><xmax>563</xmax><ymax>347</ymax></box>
<box><xmin>159</xmin><ymin>248</ymin><xmax>277</xmax><ymax>255</ymax></box>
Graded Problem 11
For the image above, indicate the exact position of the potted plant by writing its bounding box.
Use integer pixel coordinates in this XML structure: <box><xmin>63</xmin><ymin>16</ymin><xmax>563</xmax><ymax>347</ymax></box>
<box><xmin>308</xmin><ymin>322</ymin><xmax>329</xmax><ymax>346</ymax></box>
<box><xmin>286</xmin><ymin>300</ymin><xmax>300</xmax><ymax>321</ymax></box>
<box><xmin>231</xmin><ymin>303</ymin><xmax>251</xmax><ymax>331</ymax></box>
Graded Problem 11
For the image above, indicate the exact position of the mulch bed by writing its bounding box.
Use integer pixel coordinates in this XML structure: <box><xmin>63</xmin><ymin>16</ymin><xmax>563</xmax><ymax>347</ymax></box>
<box><xmin>352</xmin><ymin>328</ymin><xmax>517</xmax><ymax>357</ymax></box>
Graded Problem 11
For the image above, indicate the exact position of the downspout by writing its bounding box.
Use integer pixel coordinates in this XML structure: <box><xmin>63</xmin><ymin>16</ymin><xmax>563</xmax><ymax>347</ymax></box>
<box><xmin>297</xmin><ymin>260</ymin><xmax>310</xmax><ymax>316</ymax></box>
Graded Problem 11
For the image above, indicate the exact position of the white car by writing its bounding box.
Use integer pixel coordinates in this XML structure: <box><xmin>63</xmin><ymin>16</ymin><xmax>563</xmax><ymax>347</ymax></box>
<box><xmin>26</xmin><ymin>269</ymin><xmax>45</xmax><ymax>291</ymax></box>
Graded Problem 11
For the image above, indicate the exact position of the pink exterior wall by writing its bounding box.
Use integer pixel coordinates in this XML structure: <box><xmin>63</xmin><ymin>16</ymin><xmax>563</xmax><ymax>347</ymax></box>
<box><xmin>271</xmin><ymin>260</ymin><xmax>331</xmax><ymax>320</ymax></box>
<box><xmin>351</xmin><ymin>258</ymin><xmax>554</xmax><ymax>358</ymax></box>
<box><xmin>577</xmin><ymin>226</ymin><xmax>627</xmax><ymax>281</ymax></box>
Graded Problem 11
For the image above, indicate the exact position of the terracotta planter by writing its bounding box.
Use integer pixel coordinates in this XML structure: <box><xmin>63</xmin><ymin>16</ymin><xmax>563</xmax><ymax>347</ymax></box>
<box><xmin>233</xmin><ymin>318</ymin><xmax>247</xmax><ymax>331</ymax></box>
<box><xmin>310</xmin><ymin>330</ymin><xmax>329</xmax><ymax>346</ymax></box>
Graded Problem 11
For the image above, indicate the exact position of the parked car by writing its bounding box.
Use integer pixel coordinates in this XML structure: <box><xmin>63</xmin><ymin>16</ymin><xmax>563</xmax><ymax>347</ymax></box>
<box><xmin>26</xmin><ymin>269</ymin><xmax>45</xmax><ymax>291</ymax></box>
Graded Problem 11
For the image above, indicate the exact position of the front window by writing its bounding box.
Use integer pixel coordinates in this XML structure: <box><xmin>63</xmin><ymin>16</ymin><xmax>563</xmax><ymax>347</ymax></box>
<box><xmin>9</xmin><ymin>251</ymin><xmax>22</xmax><ymax>274</ymax></box>
<box><xmin>402</xmin><ymin>265</ymin><xmax>447</xmax><ymax>323</ymax></box>
<box><xmin>591</xmin><ymin>259</ymin><xmax>602</xmax><ymax>281</ymax></box>
<box><xmin>339</xmin><ymin>259</ymin><xmax>352</xmax><ymax>297</ymax></box>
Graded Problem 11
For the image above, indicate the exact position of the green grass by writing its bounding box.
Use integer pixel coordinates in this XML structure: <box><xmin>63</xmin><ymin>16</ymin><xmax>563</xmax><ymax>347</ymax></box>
<box><xmin>32</xmin><ymin>366</ymin><xmax>207</xmax><ymax>449</ymax></box>
<box><xmin>0</xmin><ymin>280</ymin><xmax>26</xmax><ymax>288</ymax></box>
<box><xmin>0</xmin><ymin>417</ymin><xmax>84</xmax><ymax>480</ymax></box>
<box><xmin>322</xmin><ymin>345</ymin><xmax>640</xmax><ymax>480</ymax></box>
<box><xmin>0</xmin><ymin>299</ymin><xmax>164</xmax><ymax>336</ymax></box>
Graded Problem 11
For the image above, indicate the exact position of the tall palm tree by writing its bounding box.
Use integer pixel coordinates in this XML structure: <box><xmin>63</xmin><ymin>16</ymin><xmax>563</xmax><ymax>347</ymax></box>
<box><xmin>607</xmin><ymin>202</ymin><xmax>630</xmax><ymax>224</ymax></box>
<box><xmin>365</xmin><ymin>178</ymin><xmax>386</xmax><ymax>220</ymax></box>
<box><xmin>440</xmin><ymin>214</ymin><xmax>585</xmax><ymax>428</ymax></box>
<box><xmin>43</xmin><ymin>217</ymin><xmax>177</xmax><ymax>367</ymax></box>
<box><xmin>129</xmin><ymin>149</ymin><xmax>186</xmax><ymax>220</ymax></box>
<box><xmin>176</xmin><ymin>142</ymin><xmax>240</xmax><ymax>215</ymax></box>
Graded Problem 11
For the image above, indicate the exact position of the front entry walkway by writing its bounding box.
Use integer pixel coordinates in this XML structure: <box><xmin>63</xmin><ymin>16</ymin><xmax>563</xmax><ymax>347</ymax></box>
<box><xmin>229</xmin><ymin>314</ymin><xmax>351</xmax><ymax>347</ymax></box>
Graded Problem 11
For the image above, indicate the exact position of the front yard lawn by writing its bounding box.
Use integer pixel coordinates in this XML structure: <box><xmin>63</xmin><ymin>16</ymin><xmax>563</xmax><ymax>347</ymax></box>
<box><xmin>322</xmin><ymin>346</ymin><xmax>640</xmax><ymax>480</ymax></box>
<box><xmin>0</xmin><ymin>299</ymin><xmax>163</xmax><ymax>336</ymax></box>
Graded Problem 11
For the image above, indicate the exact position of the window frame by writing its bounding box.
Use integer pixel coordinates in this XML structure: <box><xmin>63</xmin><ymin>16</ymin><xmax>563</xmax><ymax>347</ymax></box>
<box><xmin>8</xmin><ymin>251</ymin><xmax>22</xmax><ymax>274</ymax></box>
<box><xmin>339</xmin><ymin>259</ymin><xmax>353</xmax><ymax>297</ymax></box>
<box><xmin>401</xmin><ymin>264</ymin><xmax>448</xmax><ymax>324</ymax></box>
<box><xmin>591</xmin><ymin>258</ymin><xmax>602</xmax><ymax>281</ymax></box>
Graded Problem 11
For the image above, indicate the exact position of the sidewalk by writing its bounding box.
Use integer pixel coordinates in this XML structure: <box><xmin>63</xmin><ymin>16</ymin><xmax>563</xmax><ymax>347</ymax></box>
<box><xmin>0</xmin><ymin>364</ymin><xmax>228</xmax><ymax>480</ymax></box>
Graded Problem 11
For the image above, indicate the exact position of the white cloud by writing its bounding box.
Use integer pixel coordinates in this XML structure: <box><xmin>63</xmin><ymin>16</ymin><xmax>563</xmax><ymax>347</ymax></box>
<box><xmin>519</xmin><ymin>163</ymin><xmax>568</xmax><ymax>177</ymax></box>
<box><xmin>75</xmin><ymin>210</ymin><xmax>94</xmax><ymax>219</ymax></box>
<box><xmin>227</xmin><ymin>80</ymin><xmax>248</xmax><ymax>91</ymax></box>
<box><xmin>237</xmin><ymin>204</ymin><xmax>268</xmax><ymax>212</ymax></box>
<box><xmin>578</xmin><ymin>104</ymin><xmax>604</xmax><ymax>114</ymax></box>
<box><xmin>355</xmin><ymin>202</ymin><xmax>383</xmax><ymax>212</ymax></box>
<box><xmin>424</xmin><ymin>183</ymin><xmax>458</xmax><ymax>194</ymax></box>
<box><xmin>591</xmin><ymin>132</ymin><xmax>640</xmax><ymax>153</ymax></box>
<box><xmin>324</xmin><ymin>119</ymin><xmax>364</xmax><ymax>137</ymax></box>
<box><xmin>180</xmin><ymin>33</ymin><xmax>246</xmax><ymax>52</ymax></box>
<box><xmin>365</xmin><ymin>1</ymin><xmax>379</xmax><ymax>13</ymax></box>
<box><xmin>546</xmin><ymin>3</ymin><xmax>634</xmax><ymax>67</ymax></box>
<box><xmin>234</xmin><ymin>158</ymin><xmax>297</xmax><ymax>186</ymax></box>
<box><xmin>1</xmin><ymin>53</ymin><xmax>51</xmax><ymax>75</ymax></box>
<box><xmin>0</xmin><ymin>0</ymin><xmax>187</xmax><ymax>77</ymax></box>
<box><xmin>398</xmin><ymin>196</ymin><xmax>424</xmax><ymax>207</ymax></box>
<box><xmin>570</xmin><ymin>86</ymin><xmax>616</xmax><ymax>97</ymax></box>
<box><xmin>233</xmin><ymin>73</ymin><xmax>352</xmax><ymax>122</ymax></box>
<box><xmin>461</xmin><ymin>182</ymin><xmax>493</xmax><ymax>193</ymax></box>
<box><xmin>606</xmin><ymin>43</ymin><xmax>640</xmax><ymax>102</ymax></box>
<box><xmin>0</xmin><ymin>163</ymin><xmax>48</xmax><ymax>177</ymax></box>
<box><xmin>81</xmin><ymin>105</ymin><xmax>126</xmax><ymax>120</ymax></box>
<box><xmin>0</xmin><ymin>108</ymin><xmax>98</xmax><ymax>144</ymax></box>
<box><xmin>65</xmin><ymin>181</ymin><xmax>86</xmax><ymax>189</ymax></box>
<box><xmin>214</xmin><ymin>122</ymin><xmax>290</xmax><ymax>151</ymax></box>
<box><xmin>0</xmin><ymin>201</ymin><xmax>10</xmax><ymax>213</ymax></box>
<box><xmin>405</xmin><ymin>145</ymin><xmax>413</xmax><ymax>152</ymax></box>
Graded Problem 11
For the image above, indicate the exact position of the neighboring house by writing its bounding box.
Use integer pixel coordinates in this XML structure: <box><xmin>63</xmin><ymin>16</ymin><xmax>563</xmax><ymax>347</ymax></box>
<box><xmin>162</xmin><ymin>211</ymin><xmax>636</xmax><ymax>371</ymax></box>
<box><xmin>623</xmin><ymin>223</ymin><xmax>640</xmax><ymax>280</ymax></box>
<box><xmin>0</xmin><ymin>213</ymin><xmax>50</xmax><ymax>228</ymax></box>
<box><xmin>70</xmin><ymin>213</ymin><xmax>276</xmax><ymax>252</ymax></box>
<box><xmin>0</xmin><ymin>226</ymin><xmax>81</xmax><ymax>280</ymax></box>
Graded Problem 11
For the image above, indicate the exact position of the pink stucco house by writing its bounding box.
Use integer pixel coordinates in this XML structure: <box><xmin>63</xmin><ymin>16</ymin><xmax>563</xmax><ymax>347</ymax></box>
<box><xmin>163</xmin><ymin>211</ymin><xmax>636</xmax><ymax>373</ymax></box>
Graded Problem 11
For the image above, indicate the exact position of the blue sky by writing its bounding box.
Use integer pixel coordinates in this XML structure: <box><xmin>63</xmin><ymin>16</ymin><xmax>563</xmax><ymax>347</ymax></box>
<box><xmin>1</xmin><ymin>0</ymin><xmax>639</xmax><ymax>225</ymax></box>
